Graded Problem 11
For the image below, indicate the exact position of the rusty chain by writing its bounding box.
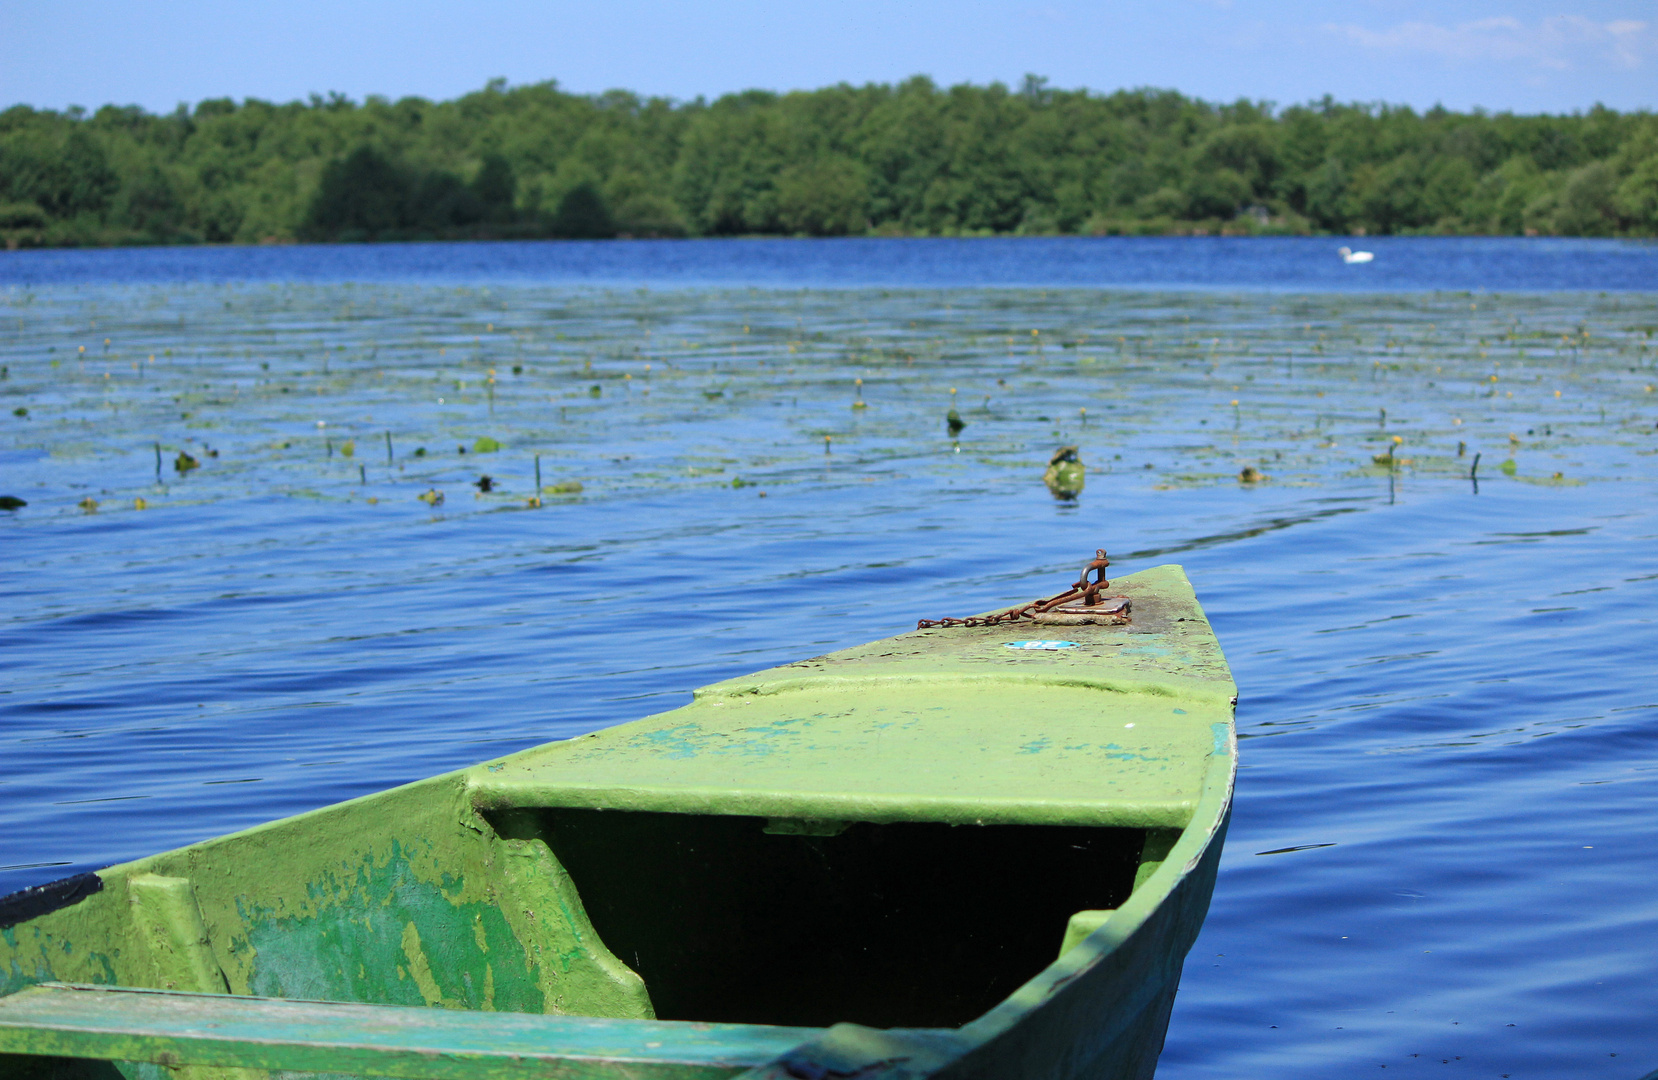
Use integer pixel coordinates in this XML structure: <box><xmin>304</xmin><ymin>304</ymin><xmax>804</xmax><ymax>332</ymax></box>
<box><xmin>917</xmin><ymin>549</ymin><xmax>1111</xmax><ymax>629</ymax></box>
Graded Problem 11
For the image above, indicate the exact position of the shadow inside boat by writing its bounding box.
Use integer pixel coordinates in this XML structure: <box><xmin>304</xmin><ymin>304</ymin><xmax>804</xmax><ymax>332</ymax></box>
<box><xmin>486</xmin><ymin>807</ymin><xmax>1157</xmax><ymax>1029</ymax></box>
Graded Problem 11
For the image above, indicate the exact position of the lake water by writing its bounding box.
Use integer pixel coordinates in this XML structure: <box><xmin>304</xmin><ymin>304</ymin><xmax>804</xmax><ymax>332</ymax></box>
<box><xmin>5</xmin><ymin>235</ymin><xmax>1658</xmax><ymax>292</ymax></box>
<box><xmin>3</xmin><ymin>238</ymin><xmax>1657</xmax><ymax>1079</ymax></box>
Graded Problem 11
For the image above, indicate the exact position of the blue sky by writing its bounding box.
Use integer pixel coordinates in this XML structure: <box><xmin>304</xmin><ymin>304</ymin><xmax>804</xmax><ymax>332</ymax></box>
<box><xmin>3</xmin><ymin>0</ymin><xmax>1654</xmax><ymax>115</ymax></box>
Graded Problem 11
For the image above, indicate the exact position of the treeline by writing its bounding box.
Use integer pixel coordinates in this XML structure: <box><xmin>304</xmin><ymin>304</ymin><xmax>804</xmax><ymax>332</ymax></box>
<box><xmin>3</xmin><ymin>75</ymin><xmax>1657</xmax><ymax>247</ymax></box>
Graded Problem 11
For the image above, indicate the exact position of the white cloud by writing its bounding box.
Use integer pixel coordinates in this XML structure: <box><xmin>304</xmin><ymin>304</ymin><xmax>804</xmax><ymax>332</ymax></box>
<box><xmin>1325</xmin><ymin>14</ymin><xmax>1654</xmax><ymax>73</ymax></box>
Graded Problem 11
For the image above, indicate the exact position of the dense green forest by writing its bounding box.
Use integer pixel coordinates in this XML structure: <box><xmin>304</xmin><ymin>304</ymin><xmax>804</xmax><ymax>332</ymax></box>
<box><xmin>3</xmin><ymin>75</ymin><xmax>1656</xmax><ymax>247</ymax></box>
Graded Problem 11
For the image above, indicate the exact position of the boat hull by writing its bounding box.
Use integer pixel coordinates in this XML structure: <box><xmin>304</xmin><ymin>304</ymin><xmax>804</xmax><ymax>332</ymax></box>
<box><xmin>1</xmin><ymin>564</ymin><xmax>1236</xmax><ymax>1080</ymax></box>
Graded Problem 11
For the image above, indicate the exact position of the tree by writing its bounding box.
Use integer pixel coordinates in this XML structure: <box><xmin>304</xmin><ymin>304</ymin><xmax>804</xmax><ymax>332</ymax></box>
<box><xmin>1</xmin><ymin>127</ymin><xmax>119</xmax><ymax>219</ymax></box>
<box><xmin>775</xmin><ymin>157</ymin><xmax>868</xmax><ymax>235</ymax></box>
<box><xmin>304</xmin><ymin>146</ymin><xmax>412</xmax><ymax>239</ymax></box>
<box><xmin>1185</xmin><ymin>169</ymin><xmax>1251</xmax><ymax>221</ymax></box>
<box><xmin>115</xmin><ymin>164</ymin><xmax>185</xmax><ymax>237</ymax></box>
<box><xmin>1303</xmin><ymin>160</ymin><xmax>1350</xmax><ymax>230</ymax></box>
<box><xmin>4</xmin><ymin>79</ymin><xmax>1658</xmax><ymax>246</ymax></box>
<box><xmin>549</xmin><ymin>181</ymin><xmax>615</xmax><ymax>238</ymax></box>
<box><xmin>472</xmin><ymin>153</ymin><xmax>515</xmax><ymax>222</ymax></box>
<box><xmin>1612</xmin><ymin>121</ymin><xmax>1658</xmax><ymax>233</ymax></box>
<box><xmin>1549</xmin><ymin>161</ymin><xmax>1618</xmax><ymax>236</ymax></box>
<box><xmin>412</xmin><ymin>171</ymin><xmax>484</xmax><ymax>230</ymax></box>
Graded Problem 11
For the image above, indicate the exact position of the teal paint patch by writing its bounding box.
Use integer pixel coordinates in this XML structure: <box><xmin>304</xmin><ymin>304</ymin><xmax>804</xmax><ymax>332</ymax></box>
<box><xmin>240</xmin><ymin>843</ymin><xmax>540</xmax><ymax>1014</ymax></box>
<box><xmin>1</xmin><ymin>925</ymin><xmax>119</xmax><ymax>998</ymax></box>
<box><xmin>1</xmin><ymin>955</ymin><xmax>31</xmax><ymax>999</ymax></box>
<box><xmin>118</xmin><ymin>1059</ymin><xmax>175</xmax><ymax>1080</ymax></box>
<box><xmin>729</xmin><ymin>717</ymin><xmax>814</xmax><ymax>755</ymax></box>
<box><xmin>635</xmin><ymin>722</ymin><xmax>711</xmax><ymax>760</ymax></box>
<box><xmin>1212</xmin><ymin>723</ymin><xmax>1231</xmax><ymax>755</ymax></box>
<box><xmin>1117</xmin><ymin>644</ymin><xmax>1174</xmax><ymax>659</ymax></box>
<box><xmin>1172</xmin><ymin>709</ymin><xmax>1187</xmax><ymax>714</ymax></box>
<box><xmin>546</xmin><ymin>886</ymin><xmax>601</xmax><ymax>979</ymax></box>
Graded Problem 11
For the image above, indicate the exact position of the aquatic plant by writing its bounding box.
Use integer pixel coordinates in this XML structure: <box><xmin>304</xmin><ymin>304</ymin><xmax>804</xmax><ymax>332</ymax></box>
<box><xmin>1043</xmin><ymin>446</ymin><xmax>1085</xmax><ymax>498</ymax></box>
<box><xmin>2</xmin><ymin>283</ymin><xmax>1654</xmax><ymax>515</ymax></box>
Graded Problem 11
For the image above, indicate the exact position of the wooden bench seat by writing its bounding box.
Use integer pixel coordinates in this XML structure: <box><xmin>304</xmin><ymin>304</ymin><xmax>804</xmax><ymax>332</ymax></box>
<box><xmin>0</xmin><ymin>983</ymin><xmax>816</xmax><ymax>1080</ymax></box>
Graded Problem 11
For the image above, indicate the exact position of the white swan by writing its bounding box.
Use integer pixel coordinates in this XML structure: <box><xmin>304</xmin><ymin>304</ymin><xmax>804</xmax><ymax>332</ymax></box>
<box><xmin>1337</xmin><ymin>245</ymin><xmax>1374</xmax><ymax>264</ymax></box>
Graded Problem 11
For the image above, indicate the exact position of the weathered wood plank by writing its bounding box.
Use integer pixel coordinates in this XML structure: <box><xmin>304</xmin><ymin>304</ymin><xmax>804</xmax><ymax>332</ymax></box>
<box><xmin>0</xmin><ymin>985</ymin><xmax>816</xmax><ymax>1080</ymax></box>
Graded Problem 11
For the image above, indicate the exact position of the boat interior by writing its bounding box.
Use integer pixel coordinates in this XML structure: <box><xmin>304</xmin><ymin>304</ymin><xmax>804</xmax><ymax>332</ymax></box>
<box><xmin>485</xmin><ymin>807</ymin><xmax>1169</xmax><ymax>1028</ymax></box>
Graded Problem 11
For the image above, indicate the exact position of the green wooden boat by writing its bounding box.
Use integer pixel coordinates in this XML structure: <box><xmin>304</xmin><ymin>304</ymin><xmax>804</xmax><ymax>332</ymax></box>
<box><xmin>0</xmin><ymin>561</ymin><xmax>1235</xmax><ymax>1080</ymax></box>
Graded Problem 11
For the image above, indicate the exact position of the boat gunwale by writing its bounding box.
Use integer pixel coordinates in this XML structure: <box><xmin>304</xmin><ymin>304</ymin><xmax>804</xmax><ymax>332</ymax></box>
<box><xmin>466</xmin><ymin>781</ymin><xmax>1200</xmax><ymax>830</ymax></box>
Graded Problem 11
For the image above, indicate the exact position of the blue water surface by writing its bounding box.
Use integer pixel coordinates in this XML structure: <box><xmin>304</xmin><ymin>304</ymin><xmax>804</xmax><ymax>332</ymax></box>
<box><xmin>2</xmin><ymin>235</ymin><xmax>1656</xmax><ymax>292</ymax></box>
<box><xmin>3</xmin><ymin>238</ymin><xmax>1657</xmax><ymax>1079</ymax></box>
